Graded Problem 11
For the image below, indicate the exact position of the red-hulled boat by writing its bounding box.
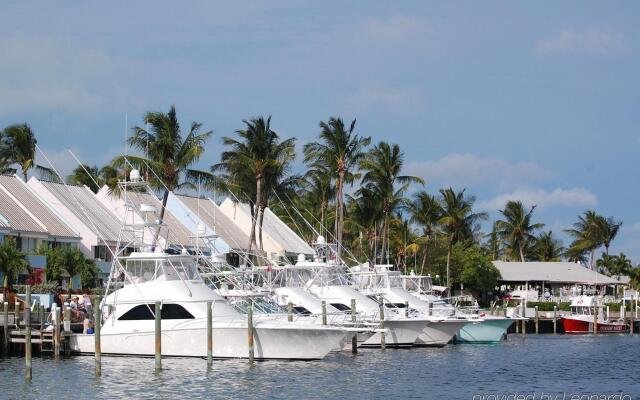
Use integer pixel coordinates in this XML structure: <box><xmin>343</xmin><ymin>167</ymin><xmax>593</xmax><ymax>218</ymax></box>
<box><xmin>560</xmin><ymin>296</ymin><xmax>626</xmax><ymax>334</ymax></box>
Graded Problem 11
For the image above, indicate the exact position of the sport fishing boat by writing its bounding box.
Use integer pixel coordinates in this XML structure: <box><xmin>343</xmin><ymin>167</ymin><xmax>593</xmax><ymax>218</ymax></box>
<box><xmin>350</xmin><ymin>264</ymin><xmax>469</xmax><ymax>346</ymax></box>
<box><xmin>401</xmin><ymin>273</ymin><xmax>516</xmax><ymax>343</ymax></box>
<box><xmin>71</xmin><ymin>172</ymin><xmax>348</xmax><ymax>360</ymax></box>
<box><xmin>560</xmin><ymin>295</ymin><xmax>626</xmax><ymax>334</ymax></box>
<box><xmin>270</xmin><ymin>261</ymin><xmax>428</xmax><ymax>348</ymax></box>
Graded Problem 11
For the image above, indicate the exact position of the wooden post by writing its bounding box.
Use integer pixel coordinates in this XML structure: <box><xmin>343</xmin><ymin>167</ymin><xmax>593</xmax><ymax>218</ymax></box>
<box><xmin>631</xmin><ymin>312</ymin><xmax>635</xmax><ymax>335</ymax></box>
<box><xmin>606</xmin><ymin>305</ymin><xmax>610</xmax><ymax>321</ymax></box>
<box><xmin>39</xmin><ymin>305</ymin><xmax>45</xmax><ymax>333</ymax></box>
<box><xmin>593</xmin><ymin>305</ymin><xmax>598</xmax><ymax>335</ymax></box>
<box><xmin>14</xmin><ymin>300</ymin><xmax>20</xmax><ymax>327</ymax></box>
<box><xmin>54</xmin><ymin>306</ymin><xmax>61</xmax><ymax>359</ymax></box>
<box><xmin>553</xmin><ymin>305</ymin><xmax>557</xmax><ymax>334</ymax></box>
<box><xmin>25</xmin><ymin>285</ymin><xmax>32</xmax><ymax>383</ymax></box>
<box><xmin>503</xmin><ymin>305</ymin><xmax>507</xmax><ymax>317</ymax></box>
<box><xmin>247</xmin><ymin>301</ymin><xmax>254</xmax><ymax>363</ymax></box>
<box><xmin>379</xmin><ymin>296</ymin><xmax>385</xmax><ymax>350</ymax></box>
<box><xmin>3</xmin><ymin>302</ymin><xmax>8</xmax><ymax>356</ymax></box>
<box><xmin>521</xmin><ymin>305</ymin><xmax>526</xmax><ymax>336</ymax></box>
<box><xmin>321</xmin><ymin>301</ymin><xmax>327</xmax><ymax>326</ymax></box>
<box><xmin>350</xmin><ymin>299</ymin><xmax>357</xmax><ymax>354</ymax></box>
<box><xmin>206</xmin><ymin>301</ymin><xmax>212</xmax><ymax>368</ymax></box>
<box><xmin>287</xmin><ymin>302</ymin><xmax>293</xmax><ymax>322</ymax></box>
<box><xmin>621</xmin><ymin>304</ymin><xmax>626</xmax><ymax>328</ymax></box>
<box><xmin>535</xmin><ymin>306</ymin><xmax>539</xmax><ymax>334</ymax></box>
<box><xmin>404</xmin><ymin>301</ymin><xmax>409</xmax><ymax>318</ymax></box>
<box><xmin>94</xmin><ymin>297</ymin><xmax>101</xmax><ymax>377</ymax></box>
<box><xmin>155</xmin><ymin>301</ymin><xmax>161</xmax><ymax>372</ymax></box>
<box><xmin>64</xmin><ymin>304</ymin><xmax>71</xmax><ymax>356</ymax></box>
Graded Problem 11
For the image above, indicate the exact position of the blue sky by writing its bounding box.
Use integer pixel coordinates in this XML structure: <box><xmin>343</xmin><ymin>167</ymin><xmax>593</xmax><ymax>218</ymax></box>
<box><xmin>1</xmin><ymin>2</ymin><xmax>638</xmax><ymax>262</ymax></box>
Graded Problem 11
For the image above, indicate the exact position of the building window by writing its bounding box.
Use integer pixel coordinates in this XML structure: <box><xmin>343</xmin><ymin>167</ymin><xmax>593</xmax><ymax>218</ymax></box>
<box><xmin>118</xmin><ymin>304</ymin><xmax>195</xmax><ymax>320</ymax></box>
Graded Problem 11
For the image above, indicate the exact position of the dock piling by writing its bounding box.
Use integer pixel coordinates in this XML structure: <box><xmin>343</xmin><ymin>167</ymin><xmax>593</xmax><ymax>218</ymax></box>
<box><xmin>25</xmin><ymin>286</ymin><xmax>32</xmax><ymax>383</ymax></box>
<box><xmin>521</xmin><ymin>305</ymin><xmax>526</xmax><ymax>336</ymax></box>
<box><xmin>64</xmin><ymin>304</ymin><xmax>71</xmax><ymax>356</ymax></box>
<box><xmin>350</xmin><ymin>299</ymin><xmax>357</xmax><ymax>354</ymax></box>
<box><xmin>379</xmin><ymin>296</ymin><xmax>385</xmax><ymax>350</ymax></box>
<box><xmin>534</xmin><ymin>306</ymin><xmax>539</xmax><ymax>334</ymax></box>
<box><xmin>321</xmin><ymin>301</ymin><xmax>327</xmax><ymax>326</ymax></box>
<box><xmin>155</xmin><ymin>301</ymin><xmax>161</xmax><ymax>372</ymax></box>
<box><xmin>54</xmin><ymin>306</ymin><xmax>61</xmax><ymax>359</ymax></box>
<box><xmin>553</xmin><ymin>305</ymin><xmax>557</xmax><ymax>334</ymax></box>
<box><xmin>3</xmin><ymin>302</ymin><xmax>8</xmax><ymax>356</ymax></box>
<box><xmin>593</xmin><ymin>306</ymin><xmax>598</xmax><ymax>335</ymax></box>
<box><xmin>206</xmin><ymin>301</ymin><xmax>212</xmax><ymax>368</ymax></box>
<box><xmin>14</xmin><ymin>300</ymin><xmax>20</xmax><ymax>327</ymax></box>
<box><xmin>287</xmin><ymin>302</ymin><xmax>293</xmax><ymax>322</ymax></box>
<box><xmin>248</xmin><ymin>301</ymin><xmax>254</xmax><ymax>364</ymax></box>
<box><xmin>94</xmin><ymin>297</ymin><xmax>102</xmax><ymax>377</ymax></box>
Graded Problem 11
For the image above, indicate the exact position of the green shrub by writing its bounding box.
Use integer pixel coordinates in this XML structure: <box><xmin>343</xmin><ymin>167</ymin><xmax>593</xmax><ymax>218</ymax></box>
<box><xmin>14</xmin><ymin>282</ymin><xmax>60</xmax><ymax>294</ymax></box>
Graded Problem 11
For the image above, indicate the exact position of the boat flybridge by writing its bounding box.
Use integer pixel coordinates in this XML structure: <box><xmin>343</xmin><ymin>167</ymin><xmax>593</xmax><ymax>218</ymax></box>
<box><xmin>399</xmin><ymin>272</ymin><xmax>517</xmax><ymax>343</ymax></box>
<box><xmin>349</xmin><ymin>263</ymin><xmax>471</xmax><ymax>346</ymax></box>
<box><xmin>71</xmin><ymin>171</ymin><xmax>348</xmax><ymax>360</ymax></box>
<box><xmin>254</xmin><ymin>238</ymin><xmax>432</xmax><ymax>348</ymax></box>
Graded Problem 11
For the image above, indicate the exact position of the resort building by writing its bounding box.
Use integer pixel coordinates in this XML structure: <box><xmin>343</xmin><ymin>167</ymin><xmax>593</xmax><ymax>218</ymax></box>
<box><xmin>493</xmin><ymin>261</ymin><xmax>622</xmax><ymax>301</ymax></box>
<box><xmin>218</xmin><ymin>198</ymin><xmax>314</xmax><ymax>262</ymax></box>
<box><xmin>0</xmin><ymin>174</ymin><xmax>80</xmax><ymax>285</ymax></box>
<box><xmin>167</xmin><ymin>193</ymin><xmax>251</xmax><ymax>254</ymax></box>
<box><xmin>27</xmin><ymin>177</ymin><xmax>129</xmax><ymax>284</ymax></box>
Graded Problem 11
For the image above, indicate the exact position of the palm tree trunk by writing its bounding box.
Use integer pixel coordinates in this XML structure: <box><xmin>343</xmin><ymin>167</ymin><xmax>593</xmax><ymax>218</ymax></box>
<box><xmin>336</xmin><ymin>174</ymin><xmax>344</xmax><ymax>261</ymax></box>
<box><xmin>248</xmin><ymin>177</ymin><xmax>262</xmax><ymax>254</ymax></box>
<box><xmin>152</xmin><ymin>189</ymin><xmax>169</xmax><ymax>251</ymax></box>
<box><xmin>257</xmin><ymin>204</ymin><xmax>265</xmax><ymax>251</ymax></box>
<box><xmin>22</xmin><ymin>170</ymin><xmax>28</xmax><ymax>182</ymax></box>
<box><xmin>380</xmin><ymin>212</ymin><xmax>388</xmax><ymax>264</ymax></box>
<box><xmin>3</xmin><ymin>275</ymin><xmax>8</xmax><ymax>303</ymax></box>
<box><xmin>420</xmin><ymin>240</ymin><xmax>428</xmax><ymax>275</ymax></box>
<box><xmin>446</xmin><ymin>240</ymin><xmax>452</xmax><ymax>295</ymax></box>
<box><xmin>519</xmin><ymin>245</ymin><xmax>525</xmax><ymax>262</ymax></box>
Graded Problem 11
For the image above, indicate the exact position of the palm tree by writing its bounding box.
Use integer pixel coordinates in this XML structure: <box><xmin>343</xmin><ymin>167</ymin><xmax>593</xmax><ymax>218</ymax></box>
<box><xmin>484</xmin><ymin>222</ymin><xmax>503</xmax><ymax>261</ymax></box>
<box><xmin>113</xmin><ymin>105</ymin><xmax>213</xmax><ymax>248</ymax></box>
<box><xmin>408</xmin><ymin>191</ymin><xmax>442</xmax><ymax>272</ymax></box>
<box><xmin>214</xmin><ymin>116</ymin><xmax>296</xmax><ymax>252</ymax></box>
<box><xmin>0</xmin><ymin>237</ymin><xmax>29</xmax><ymax>299</ymax></box>
<box><xmin>302</xmin><ymin>165</ymin><xmax>334</xmax><ymax>239</ymax></box>
<box><xmin>438</xmin><ymin>188</ymin><xmax>487</xmax><ymax>293</ymax></box>
<box><xmin>345</xmin><ymin>187</ymin><xmax>382</xmax><ymax>263</ymax></box>
<box><xmin>533</xmin><ymin>231</ymin><xmax>564</xmax><ymax>261</ymax></box>
<box><xmin>596</xmin><ymin>216</ymin><xmax>622</xmax><ymax>255</ymax></box>
<box><xmin>1</xmin><ymin>123</ymin><xmax>36</xmax><ymax>181</ymax></box>
<box><xmin>304</xmin><ymin>117</ymin><xmax>370</xmax><ymax>260</ymax></box>
<box><xmin>495</xmin><ymin>200</ymin><xmax>544</xmax><ymax>261</ymax></box>
<box><xmin>565</xmin><ymin>210</ymin><xmax>603</xmax><ymax>269</ymax></box>
<box><xmin>67</xmin><ymin>164</ymin><xmax>102</xmax><ymax>192</ymax></box>
<box><xmin>359</xmin><ymin>142</ymin><xmax>423</xmax><ymax>263</ymax></box>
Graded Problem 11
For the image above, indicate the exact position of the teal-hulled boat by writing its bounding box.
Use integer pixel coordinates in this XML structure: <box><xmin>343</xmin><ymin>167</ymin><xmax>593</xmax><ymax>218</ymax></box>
<box><xmin>456</xmin><ymin>317</ymin><xmax>516</xmax><ymax>343</ymax></box>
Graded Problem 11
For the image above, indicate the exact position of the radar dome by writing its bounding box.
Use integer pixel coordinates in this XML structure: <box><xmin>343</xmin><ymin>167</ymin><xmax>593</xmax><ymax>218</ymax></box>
<box><xmin>130</xmin><ymin>169</ymin><xmax>141</xmax><ymax>182</ymax></box>
<box><xmin>316</xmin><ymin>235</ymin><xmax>326</xmax><ymax>245</ymax></box>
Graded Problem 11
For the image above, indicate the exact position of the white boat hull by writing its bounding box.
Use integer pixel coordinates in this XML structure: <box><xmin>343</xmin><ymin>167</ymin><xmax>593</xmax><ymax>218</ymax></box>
<box><xmin>416</xmin><ymin>320</ymin><xmax>468</xmax><ymax>347</ymax></box>
<box><xmin>360</xmin><ymin>319</ymin><xmax>426</xmax><ymax>347</ymax></box>
<box><xmin>72</xmin><ymin>321</ymin><xmax>347</xmax><ymax>360</ymax></box>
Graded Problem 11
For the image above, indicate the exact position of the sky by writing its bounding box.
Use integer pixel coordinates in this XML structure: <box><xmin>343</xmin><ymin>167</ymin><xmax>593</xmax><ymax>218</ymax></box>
<box><xmin>1</xmin><ymin>2</ymin><xmax>638</xmax><ymax>262</ymax></box>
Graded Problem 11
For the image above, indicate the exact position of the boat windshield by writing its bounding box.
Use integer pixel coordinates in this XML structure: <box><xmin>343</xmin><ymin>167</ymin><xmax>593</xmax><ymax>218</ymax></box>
<box><xmin>124</xmin><ymin>256</ymin><xmax>201</xmax><ymax>284</ymax></box>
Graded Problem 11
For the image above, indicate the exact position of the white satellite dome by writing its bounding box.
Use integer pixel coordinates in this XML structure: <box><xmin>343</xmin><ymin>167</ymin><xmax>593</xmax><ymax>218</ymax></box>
<box><xmin>316</xmin><ymin>235</ymin><xmax>326</xmax><ymax>245</ymax></box>
<box><xmin>130</xmin><ymin>169</ymin><xmax>141</xmax><ymax>182</ymax></box>
<box><xmin>297</xmin><ymin>253</ymin><xmax>306</xmax><ymax>263</ymax></box>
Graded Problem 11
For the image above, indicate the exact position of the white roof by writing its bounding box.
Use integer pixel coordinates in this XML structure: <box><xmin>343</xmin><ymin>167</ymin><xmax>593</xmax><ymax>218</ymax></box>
<box><xmin>30</xmin><ymin>178</ymin><xmax>126</xmax><ymax>244</ymax></box>
<box><xmin>173</xmin><ymin>194</ymin><xmax>250</xmax><ymax>251</ymax></box>
<box><xmin>493</xmin><ymin>261</ymin><xmax>620</xmax><ymax>285</ymax></box>
<box><xmin>218</xmin><ymin>198</ymin><xmax>313</xmax><ymax>256</ymax></box>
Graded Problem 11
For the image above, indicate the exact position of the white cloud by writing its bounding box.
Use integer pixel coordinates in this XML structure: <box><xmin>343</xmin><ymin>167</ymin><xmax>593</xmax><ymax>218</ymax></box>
<box><xmin>477</xmin><ymin>188</ymin><xmax>598</xmax><ymax>211</ymax></box>
<box><xmin>0</xmin><ymin>36</ymin><xmax>141</xmax><ymax>116</ymax></box>
<box><xmin>536</xmin><ymin>28</ymin><xmax>631</xmax><ymax>55</ymax></box>
<box><xmin>344</xmin><ymin>87</ymin><xmax>425</xmax><ymax>114</ymax></box>
<box><xmin>353</xmin><ymin>16</ymin><xmax>433</xmax><ymax>45</ymax></box>
<box><xmin>405</xmin><ymin>153</ymin><xmax>553</xmax><ymax>188</ymax></box>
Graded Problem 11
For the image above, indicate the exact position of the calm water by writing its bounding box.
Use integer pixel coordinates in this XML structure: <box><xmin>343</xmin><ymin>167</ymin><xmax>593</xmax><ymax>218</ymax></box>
<box><xmin>1</xmin><ymin>335</ymin><xmax>639</xmax><ymax>399</ymax></box>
